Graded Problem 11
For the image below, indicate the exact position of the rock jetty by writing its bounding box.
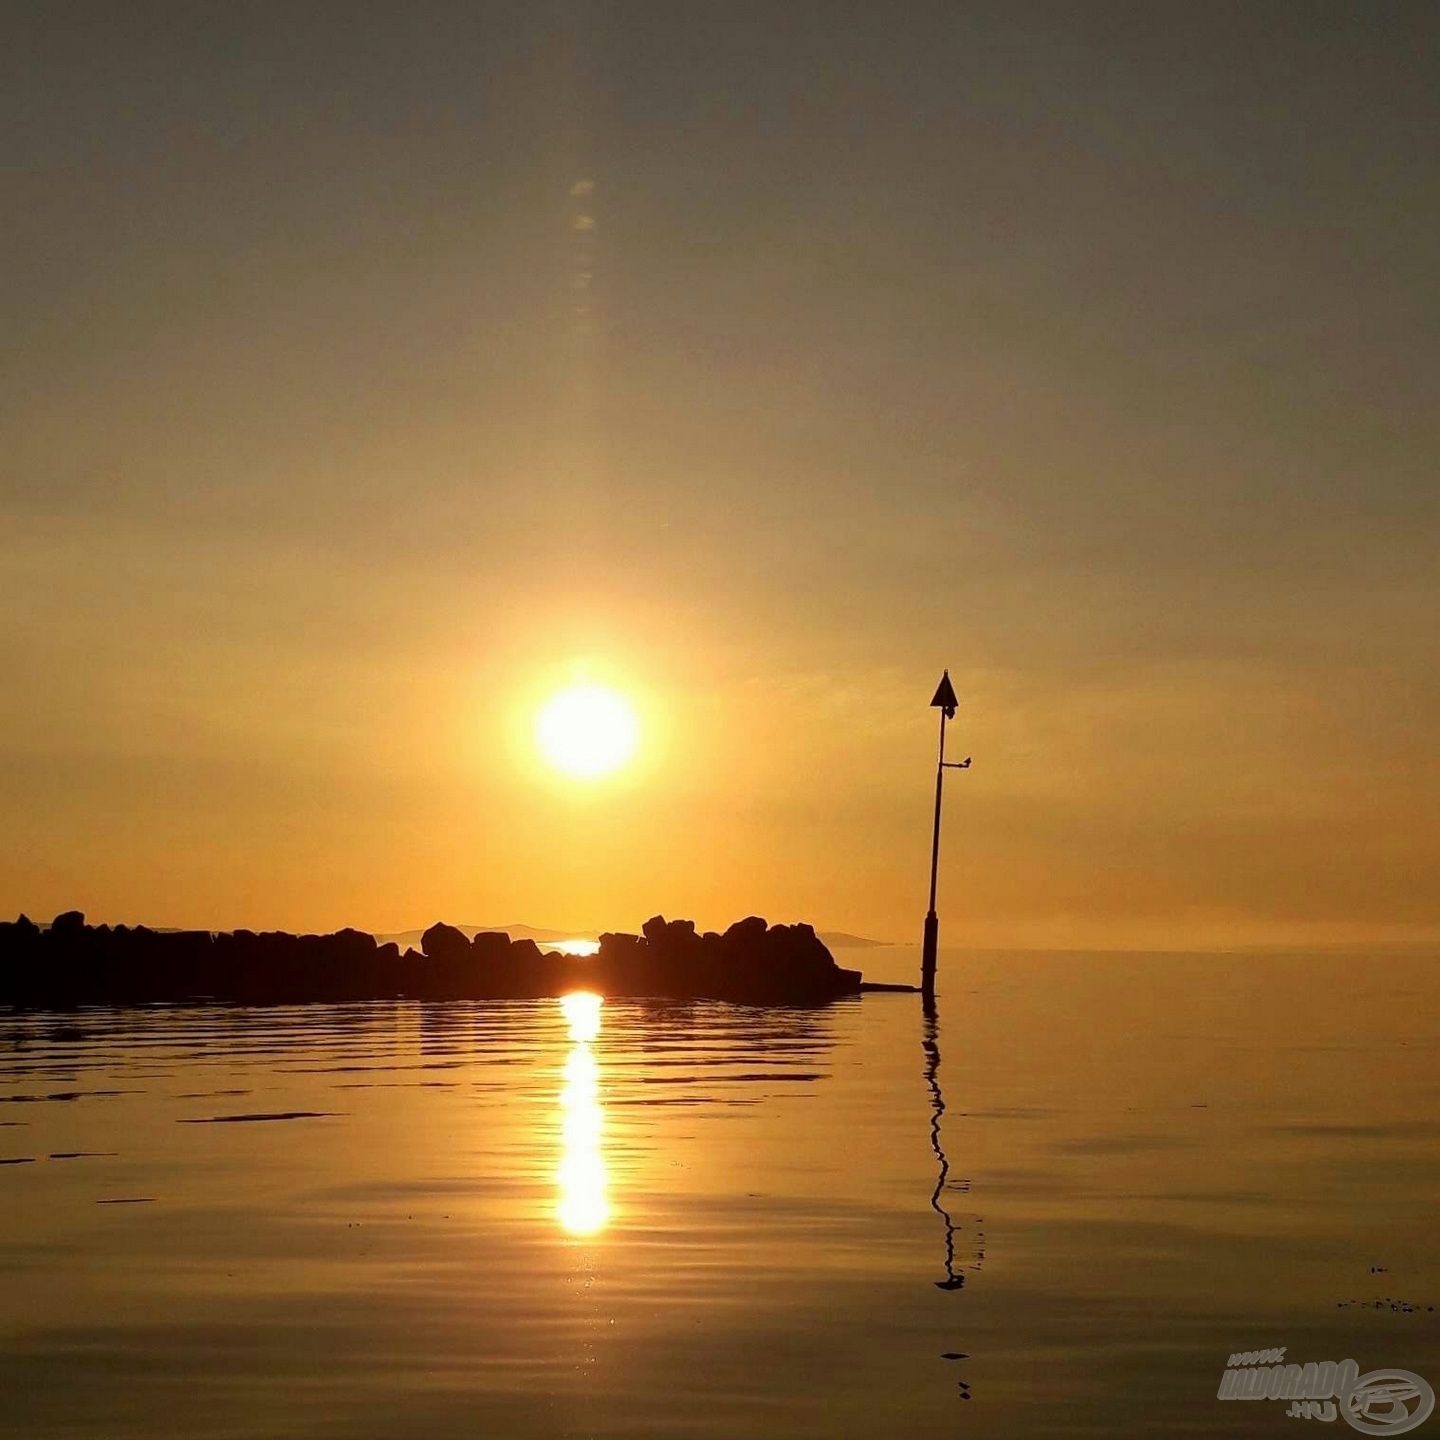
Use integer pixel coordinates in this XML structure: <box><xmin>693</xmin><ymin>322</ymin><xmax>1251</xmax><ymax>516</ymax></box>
<box><xmin>0</xmin><ymin>911</ymin><xmax>871</xmax><ymax>1008</ymax></box>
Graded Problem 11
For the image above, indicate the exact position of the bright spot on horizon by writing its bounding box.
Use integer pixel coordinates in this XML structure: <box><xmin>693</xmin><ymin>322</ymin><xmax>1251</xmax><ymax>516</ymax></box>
<box><xmin>536</xmin><ymin>684</ymin><xmax>638</xmax><ymax>779</ymax></box>
<box><xmin>549</xmin><ymin>937</ymin><xmax>600</xmax><ymax>958</ymax></box>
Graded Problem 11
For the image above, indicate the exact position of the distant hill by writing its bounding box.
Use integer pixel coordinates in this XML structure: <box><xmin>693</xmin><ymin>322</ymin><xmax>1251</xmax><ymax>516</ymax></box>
<box><xmin>373</xmin><ymin>923</ymin><xmax>889</xmax><ymax>951</ymax></box>
<box><xmin>372</xmin><ymin>923</ymin><xmax>590</xmax><ymax>951</ymax></box>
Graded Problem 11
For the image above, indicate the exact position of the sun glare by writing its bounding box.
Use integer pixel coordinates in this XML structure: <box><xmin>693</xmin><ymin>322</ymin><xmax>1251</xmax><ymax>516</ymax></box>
<box><xmin>536</xmin><ymin>684</ymin><xmax>638</xmax><ymax>778</ymax></box>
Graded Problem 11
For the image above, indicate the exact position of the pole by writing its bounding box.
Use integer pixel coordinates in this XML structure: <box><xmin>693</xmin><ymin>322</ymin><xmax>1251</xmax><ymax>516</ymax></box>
<box><xmin>921</xmin><ymin>706</ymin><xmax>946</xmax><ymax>1003</ymax></box>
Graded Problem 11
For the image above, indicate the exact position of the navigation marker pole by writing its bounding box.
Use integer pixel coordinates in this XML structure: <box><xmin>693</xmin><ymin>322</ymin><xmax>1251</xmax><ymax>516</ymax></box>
<box><xmin>922</xmin><ymin>670</ymin><xmax>969</xmax><ymax>1007</ymax></box>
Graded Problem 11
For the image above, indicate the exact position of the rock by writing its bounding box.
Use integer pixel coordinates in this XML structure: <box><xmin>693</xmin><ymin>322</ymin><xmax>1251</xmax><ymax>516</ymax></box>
<box><xmin>723</xmin><ymin>915</ymin><xmax>767</xmax><ymax>945</ymax></box>
<box><xmin>51</xmin><ymin>910</ymin><xmax>86</xmax><ymax>935</ymax></box>
<box><xmin>332</xmin><ymin>927</ymin><xmax>377</xmax><ymax>954</ymax></box>
<box><xmin>420</xmin><ymin>922</ymin><xmax>469</xmax><ymax>963</ymax></box>
<box><xmin>641</xmin><ymin>916</ymin><xmax>699</xmax><ymax>958</ymax></box>
<box><xmin>471</xmin><ymin>932</ymin><xmax>511</xmax><ymax>964</ymax></box>
<box><xmin>597</xmin><ymin>931</ymin><xmax>642</xmax><ymax>955</ymax></box>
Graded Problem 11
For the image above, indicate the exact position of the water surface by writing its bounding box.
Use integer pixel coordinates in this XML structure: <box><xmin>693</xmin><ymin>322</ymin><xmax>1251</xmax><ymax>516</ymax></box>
<box><xmin>2</xmin><ymin>948</ymin><xmax>1437</xmax><ymax>1437</ymax></box>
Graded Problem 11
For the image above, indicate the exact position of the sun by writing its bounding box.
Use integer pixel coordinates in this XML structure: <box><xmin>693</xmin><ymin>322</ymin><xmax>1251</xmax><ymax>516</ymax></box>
<box><xmin>536</xmin><ymin>684</ymin><xmax>639</xmax><ymax>778</ymax></box>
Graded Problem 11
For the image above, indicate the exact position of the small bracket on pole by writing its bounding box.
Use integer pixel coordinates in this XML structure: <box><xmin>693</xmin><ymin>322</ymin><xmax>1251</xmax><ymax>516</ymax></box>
<box><xmin>942</xmin><ymin>757</ymin><xmax>971</xmax><ymax>770</ymax></box>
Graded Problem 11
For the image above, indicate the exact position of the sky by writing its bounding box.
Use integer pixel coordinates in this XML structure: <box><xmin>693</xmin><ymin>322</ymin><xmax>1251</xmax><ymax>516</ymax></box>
<box><xmin>2</xmin><ymin>2</ymin><xmax>1436</xmax><ymax>947</ymax></box>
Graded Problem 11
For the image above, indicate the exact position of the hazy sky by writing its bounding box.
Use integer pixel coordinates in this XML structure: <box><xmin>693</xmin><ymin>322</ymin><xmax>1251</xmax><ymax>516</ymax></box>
<box><xmin>3</xmin><ymin>2</ymin><xmax>1436</xmax><ymax>946</ymax></box>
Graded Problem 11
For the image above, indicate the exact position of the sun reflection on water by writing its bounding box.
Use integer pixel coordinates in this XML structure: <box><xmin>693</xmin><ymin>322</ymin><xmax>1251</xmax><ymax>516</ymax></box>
<box><xmin>557</xmin><ymin>991</ymin><xmax>608</xmax><ymax>1235</ymax></box>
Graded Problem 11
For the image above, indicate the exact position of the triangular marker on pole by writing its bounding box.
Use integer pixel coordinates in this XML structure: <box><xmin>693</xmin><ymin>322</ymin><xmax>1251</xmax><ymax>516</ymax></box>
<box><xmin>929</xmin><ymin>670</ymin><xmax>958</xmax><ymax>717</ymax></box>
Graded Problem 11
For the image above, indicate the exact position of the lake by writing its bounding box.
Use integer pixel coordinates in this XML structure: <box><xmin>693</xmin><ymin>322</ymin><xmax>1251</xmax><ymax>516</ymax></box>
<box><xmin>2</xmin><ymin>947</ymin><xmax>1437</xmax><ymax>1438</ymax></box>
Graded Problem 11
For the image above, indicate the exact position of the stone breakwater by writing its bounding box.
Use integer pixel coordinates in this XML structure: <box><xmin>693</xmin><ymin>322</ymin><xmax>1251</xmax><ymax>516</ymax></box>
<box><xmin>0</xmin><ymin>911</ymin><xmax>868</xmax><ymax>1008</ymax></box>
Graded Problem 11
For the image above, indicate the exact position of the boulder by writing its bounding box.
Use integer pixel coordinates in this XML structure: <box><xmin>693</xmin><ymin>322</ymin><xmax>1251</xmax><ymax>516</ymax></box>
<box><xmin>509</xmin><ymin>937</ymin><xmax>543</xmax><ymax>964</ymax></box>
<box><xmin>420</xmin><ymin>922</ymin><xmax>469</xmax><ymax>964</ymax></box>
<box><xmin>471</xmin><ymin>932</ymin><xmax>511</xmax><ymax>964</ymax></box>
<box><xmin>597</xmin><ymin>931</ymin><xmax>642</xmax><ymax>956</ymax></box>
<box><xmin>723</xmin><ymin>915</ymin><xmax>767</xmax><ymax>945</ymax></box>
<box><xmin>332</xmin><ymin>927</ymin><xmax>377</xmax><ymax>955</ymax></box>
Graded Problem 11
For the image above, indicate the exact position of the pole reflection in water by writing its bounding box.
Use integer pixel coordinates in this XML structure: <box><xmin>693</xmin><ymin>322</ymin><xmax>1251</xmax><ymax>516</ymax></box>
<box><xmin>922</xmin><ymin>1006</ymin><xmax>963</xmax><ymax>1290</ymax></box>
<box><xmin>557</xmin><ymin>991</ymin><xmax>609</xmax><ymax>1236</ymax></box>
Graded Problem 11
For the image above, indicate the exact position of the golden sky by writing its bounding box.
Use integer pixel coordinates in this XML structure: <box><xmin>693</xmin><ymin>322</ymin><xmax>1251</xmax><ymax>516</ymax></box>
<box><xmin>2</xmin><ymin>5</ymin><xmax>1436</xmax><ymax>947</ymax></box>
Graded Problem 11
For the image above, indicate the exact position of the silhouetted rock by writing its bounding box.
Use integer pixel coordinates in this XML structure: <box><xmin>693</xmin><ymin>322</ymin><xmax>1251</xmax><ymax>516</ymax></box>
<box><xmin>509</xmin><ymin>937</ymin><xmax>543</xmax><ymax>965</ymax></box>
<box><xmin>0</xmin><ymin>915</ymin><xmax>39</xmax><ymax>944</ymax></box>
<box><xmin>597</xmin><ymin>931</ymin><xmax>642</xmax><ymax>956</ymax></box>
<box><xmin>51</xmin><ymin>910</ymin><xmax>85</xmax><ymax>935</ymax></box>
<box><xmin>420</xmin><ymin>922</ymin><xmax>469</xmax><ymax>963</ymax></box>
<box><xmin>724</xmin><ymin>915</ymin><xmax>767</xmax><ymax>945</ymax></box>
<box><xmin>471</xmin><ymin>932</ymin><xmax>511</xmax><ymax>964</ymax></box>
<box><xmin>333</xmin><ymin>927</ymin><xmax>376</xmax><ymax>955</ymax></box>
<box><xmin>642</xmin><ymin>915</ymin><xmax>699</xmax><ymax>951</ymax></box>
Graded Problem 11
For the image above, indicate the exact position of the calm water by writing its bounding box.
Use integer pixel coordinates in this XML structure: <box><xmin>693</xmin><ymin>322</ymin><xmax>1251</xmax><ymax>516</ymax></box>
<box><xmin>2</xmin><ymin>948</ymin><xmax>1437</xmax><ymax>1438</ymax></box>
